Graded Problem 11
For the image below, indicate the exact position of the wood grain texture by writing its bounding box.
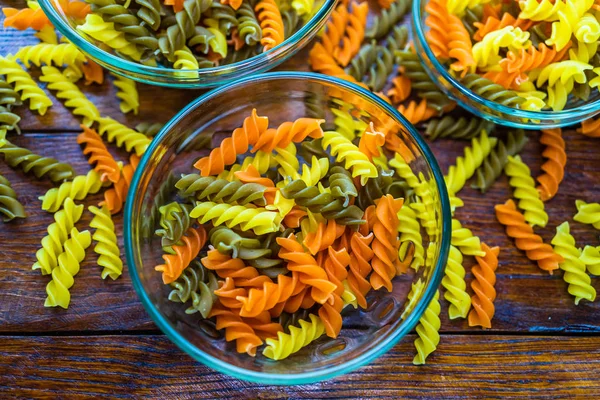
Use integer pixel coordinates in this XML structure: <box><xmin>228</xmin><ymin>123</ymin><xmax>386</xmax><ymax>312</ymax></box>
<box><xmin>1</xmin><ymin>334</ymin><xmax>599</xmax><ymax>398</ymax></box>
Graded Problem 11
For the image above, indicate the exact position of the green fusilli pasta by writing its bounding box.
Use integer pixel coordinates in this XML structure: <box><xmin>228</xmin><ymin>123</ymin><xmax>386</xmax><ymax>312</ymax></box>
<box><xmin>0</xmin><ymin>139</ymin><xmax>75</xmax><ymax>183</ymax></box>
<box><xmin>168</xmin><ymin>260</ymin><xmax>218</xmax><ymax>318</ymax></box>
<box><xmin>425</xmin><ymin>116</ymin><xmax>495</xmax><ymax>141</ymax></box>
<box><xmin>365</xmin><ymin>0</ymin><xmax>410</xmax><ymax>40</ymax></box>
<box><xmin>0</xmin><ymin>174</ymin><xmax>26</xmax><ymax>222</ymax></box>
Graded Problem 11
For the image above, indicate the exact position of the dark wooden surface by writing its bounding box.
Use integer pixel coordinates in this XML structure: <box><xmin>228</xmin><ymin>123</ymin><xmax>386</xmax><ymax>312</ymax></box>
<box><xmin>2</xmin><ymin>2</ymin><xmax>600</xmax><ymax>397</ymax></box>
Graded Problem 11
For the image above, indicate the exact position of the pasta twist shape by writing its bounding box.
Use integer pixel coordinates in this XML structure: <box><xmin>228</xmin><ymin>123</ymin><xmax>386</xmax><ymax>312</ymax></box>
<box><xmin>442</xmin><ymin>245</ymin><xmax>471</xmax><ymax>320</ymax></box>
<box><xmin>445</xmin><ymin>130</ymin><xmax>497</xmax><ymax>195</ymax></box>
<box><xmin>236</xmin><ymin>1</ymin><xmax>262</xmax><ymax>45</ymax></box>
<box><xmin>412</xmin><ymin>290</ymin><xmax>441</xmax><ymax>365</ymax></box>
<box><xmin>472</xmin><ymin>129</ymin><xmax>528</xmax><ymax>193</ymax></box>
<box><xmin>575</xmin><ymin>13</ymin><xmax>600</xmax><ymax>43</ymax></box>
<box><xmin>89</xmin><ymin>205</ymin><xmax>123</xmax><ymax>280</ymax></box>
<box><xmin>135</xmin><ymin>0</ymin><xmax>161</xmax><ymax>30</ymax></box>
<box><xmin>0</xmin><ymin>139</ymin><xmax>75</xmax><ymax>183</ymax></box>
<box><xmin>347</xmin><ymin>232</ymin><xmax>374</xmax><ymax>309</ymax></box>
<box><xmin>157</xmin><ymin>0</ymin><xmax>212</xmax><ymax>58</ymax></box>
<box><xmin>32</xmin><ymin>198</ymin><xmax>83</xmax><ymax>275</ymax></box>
<box><xmin>551</xmin><ymin>222</ymin><xmax>596</xmax><ymax>305</ymax></box>
<box><xmin>111</xmin><ymin>74</ymin><xmax>139</xmax><ymax>115</ymax></box>
<box><xmin>503</xmin><ymin>43</ymin><xmax>570</xmax><ymax>78</ymax></box>
<box><xmin>518</xmin><ymin>0</ymin><xmax>563</xmax><ymax>21</ymax></box>
<box><xmin>15</xmin><ymin>43</ymin><xmax>86</xmax><ymax>69</ymax></box>
<box><xmin>371</xmin><ymin>195</ymin><xmax>404</xmax><ymax>291</ymax></box>
<box><xmin>77</xmin><ymin>14</ymin><xmax>144</xmax><ymax>62</ymax></box>
<box><xmin>536</xmin><ymin>128</ymin><xmax>566</xmax><ymax>202</ymax></box>
<box><xmin>322</xmin><ymin>130</ymin><xmax>378</xmax><ymax>185</ymax></box>
<box><xmin>40</xmin><ymin>169</ymin><xmax>104</xmax><ymax>212</ymax></box>
<box><xmin>303</xmin><ymin>220</ymin><xmax>344</xmax><ymax>255</ymax></box>
<box><xmin>358</xmin><ymin>124</ymin><xmax>385</xmax><ymax>162</ymax></box>
<box><xmin>366</xmin><ymin>0</ymin><xmax>410</xmax><ymax>40</ymax></box>
<box><xmin>345</xmin><ymin>43</ymin><xmax>377</xmax><ymax>82</ymax></box>
<box><xmin>424</xmin><ymin>0</ymin><xmax>449</xmax><ymax>58</ymax></box>
<box><xmin>495</xmin><ymin>199</ymin><xmax>563</xmax><ymax>274</ymax></box>
<box><xmin>469</xmin><ymin>243</ymin><xmax>500</xmax><ymax>329</ymax></box>
<box><xmin>333</xmin><ymin>2</ymin><xmax>368</xmax><ymax>67</ymax></box>
<box><xmin>397</xmin><ymin>205</ymin><xmax>424</xmax><ymax>271</ymax></box>
<box><xmin>546</xmin><ymin>0</ymin><xmax>594</xmax><ymax>51</ymax></box>
<box><xmin>77</xmin><ymin>125</ymin><xmax>120</xmax><ymax>183</ymax></box>
<box><xmin>156</xmin><ymin>203</ymin><xmax>193</xmax><ymax>247</ymax></box>
<box><xmin>277</xmin><ymin>234</ymin><xmax>337</xmax><ymax>304</ymax></box>
<box><xmin>263</xmin><ymin>314</ymin><xmax>325</xmax><ymax>360</ymax></box>
<box><xmin>155</xmin><ymin>226</ymin><xmax>207</xmax><ymax>284</ymax></box>
<box><xmin>81</xmin><ymin>59</ymin><xmax>104</xmax><ymax>85</ymax></box>
<box><xmin>96</xmin><ymin>117</ymin><xmax>150</xmax><ymax>156</ymax></box>
<box><xmin>425</xmin><ymin>115</ymin><xmax>494</xmax><ymax>141</ymax></box>
<box><xmin>473</xmin><ymin>12</ymin><xmax>533</xmax><ymax>41</ymax></box>
<box><xmin>2</xmin><ymin>5</ymin><xmax>52</xmax><ymax>30</ymax></box>
<box><xmin>451</xmin><ymin>218</ymin><xmax>485</xmax><ymax>257</ymax></box>
<box><xmin>101</xmin><ymin>157</ymin><xmax>138</xmax><ymax>214</ymax></box>
<box><xmin>329</xmin><ymin>166</ymin><xmax>358</xmax><ymax>207</ymax></box>
<box><xmin>175</xmin><ymin>174</ymin><xmax>267</xmax><ymax>206</ymax></box>
<box><xmin>574</xmin><ymin>200</ymin><xmax>600</xmax><ymax>230</ymax></box>
<box><xmin>255</xmin><ymin>0</ymin><xmax>285</xmax><ymax>51</ymax></box>
<box><xmin>447</xmin><ymin>13</ymin><xmax>476</xmax><ymax>76</ymax></box>
<box><xmin>387</xmin><ymin>75</ymin><xmax>412</xmax><ymax>104</ymax></box>
<box><xmin>536</xmin><ymin>61</ymin><xmax>592</xmax><ymax>89</ymax></box>
<box><xmin>461</xmin><ymin>74</ymin><xmax>526</xmax><ymax>108</ymax></box>
<box><xmin>580</xmin><ymin>246</ymin><xmax>600</xmax><ymax>276</ymax></box>
<box><xmin>473</xmin><ymin>26</ymin><xmax>531</xmax><ymax>68</ymax></box>
<box><xmin>318</xmin><ymin>288</ymin><xmax>344</xmax><ymax>339</ymax></box>
<box><xmin>39</xmin><ymin>66</ymin><xmax>100</xmax><ymax>127</ymax></box>
<box><xmin>0</xmin><ymin>174</ymin><xmax>26</xmax><ymax>222</ymax></box>
<box><xmin>253</xmin><ymin>118</ymin><xmax>324</xmax><ymax>153</ymax></box>
<box><xmin>0</xmin><ymin>56</ymin><xmax>53</xmax><ymax>115</ymax></box>
<box><xmin>209</xmin><ymin>306</ymin><xmax>263</xmax><ymax>356</ymax></box>
<box><xmin>168</xmin><ymin>260</ymin><xmax>218</xmax><ymax>317</ymax></box>
<box><xmin>321</xmin><ymin>4</ymin><xmax>348</xmax><ymax>54</ymax></box>
<box><xmin>578</xmin><ymin>116</ymin><xmax>600</xmax><ymax>138</ymax></box>
<box><xmin>236</xmin><ymin>272</ymin><xmax>302</xmax><ymax>317</ymax></box>
<box><xmin>45</xmin><ymin>228</ymin><xmax>92</xmax><ymax>309</ymax></box>
<box><xmin>397</xmin><ymin>99</ymin><xmax>437</xmax><ymax>125</ymax></box>
<box><xmin>308</xmin><ymin>43</ymin><xmax>365</xmax><ymax>86</ymax></box>
<box><xmin>190</xmin><ymin>201</ymin><xmax>281</xmax><ymax>234</ymax></box>
<box><xmin>194</xmin><ymin>109</ymin><xmax>269</xmax><ymax>176</ymax></box>
<box><xmin>505</xmin><ymin>155</ymin><xmax>548</xmax><ymax>228</ymax></box>
<box><xmin>366</xmin><ymin>45</ymin><xmax>395</xmax><ymax>93</ymax></box>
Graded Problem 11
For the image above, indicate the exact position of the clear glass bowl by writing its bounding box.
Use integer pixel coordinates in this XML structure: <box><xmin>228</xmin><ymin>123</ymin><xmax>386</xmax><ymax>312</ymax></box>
<box><xmin>38</xmin><ymin>0</ymin><xmax>336</xmax><ymax>88</ymax></box>
<box><xmin>124</xmin><ymin>72</ymin><xmax>450</xmax><ymax>384</ymax></box>
<box><xmin>412</xmin><ymin>0</ymin><xmax>600</xmax><ymax>129</ymax></box>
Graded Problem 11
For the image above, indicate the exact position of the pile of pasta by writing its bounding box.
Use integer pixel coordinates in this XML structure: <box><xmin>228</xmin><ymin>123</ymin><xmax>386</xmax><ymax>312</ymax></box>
<box><xmin>422</xmin><ymin>0</ymin><xmax>600</xmax><ymax>111</ymax></box>
<box><xmin>153</xmin><ymin>109</ymin><xmax>433</xmax><ymax>360</ymax></box>
<box><xmin>4</xmin><ymin>0</ymin><xmax>322</xmax><ymax>72</ymax></box>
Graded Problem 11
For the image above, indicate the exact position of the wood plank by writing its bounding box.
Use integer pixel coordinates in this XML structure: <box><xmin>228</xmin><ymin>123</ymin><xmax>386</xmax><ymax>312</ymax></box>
<box><xmin>1</xmin><ymin>131</ymin><xmax>599</xmax><ymax>333</ymax></box>
<box><xmin>0</xmin><ymin>334</ymin><xmax>598</xmax><ymax>397</ymax></box>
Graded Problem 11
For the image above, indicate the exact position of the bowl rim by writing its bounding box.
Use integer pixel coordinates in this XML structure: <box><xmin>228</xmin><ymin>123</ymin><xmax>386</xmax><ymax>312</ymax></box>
<box><xmin>124</xmin><ymin>71</ymin><xmax>451</xmax><ymax>385</ymax></box>
<box><xmin>412</xmin><ymin>0</ymin><xmax>600</xmax><ymax>121</ymax></box>
<box><xmin>38</xmin><ymin>0</ymin><xmax>337</xmax><ymax>81</ymax></box>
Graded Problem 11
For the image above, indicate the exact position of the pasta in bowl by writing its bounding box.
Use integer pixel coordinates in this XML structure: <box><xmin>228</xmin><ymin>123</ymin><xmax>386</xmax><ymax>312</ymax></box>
<box><xmin>412</xmin><ymin>0</ymin><xmax>600</xmax><ymax>128</ymax></box>
<box><xmin>38</xmin><ymin>0</ymin><xmax>337</xmax><ymax>87</ymax></box>
<box><xmin>124</xmin><ymin>72</ymin><xmax>450</xmax><ymax>384</ymax></box>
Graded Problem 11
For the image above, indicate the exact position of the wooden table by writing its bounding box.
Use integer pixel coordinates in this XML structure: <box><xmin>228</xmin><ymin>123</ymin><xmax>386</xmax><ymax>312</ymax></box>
<box><xmin>2</xmin><ymin>3</ymin><xmax>600</xmax><ymax>397</ymax></box>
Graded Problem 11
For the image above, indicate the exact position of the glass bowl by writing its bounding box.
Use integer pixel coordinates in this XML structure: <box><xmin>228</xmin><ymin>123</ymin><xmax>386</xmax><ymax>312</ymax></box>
<box><xmin>124</xmin><ymin>72</ymin><xmax>450</xmax><ymax>384</ymax></box>
<box><xmin>412</xmin><ymin>0</ymin><xmax>600</xmax><ymax>129</ymax></box>
<box><xmin>38</xmin><ymin>0</ymin><xmax>337</xmax><ymax>88</ymax></box>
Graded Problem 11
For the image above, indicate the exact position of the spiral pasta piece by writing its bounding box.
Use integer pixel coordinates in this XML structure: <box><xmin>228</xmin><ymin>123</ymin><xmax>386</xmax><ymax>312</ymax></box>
<box><xmin>111</xmin><ymin>74</ymin><xmax>139</xmax><ymax>115</ymax></box>
<box><xmin>397</xmin><ymin>99</ymin><xmax>438</xmax><ymax>125</ymax></box>
<box><xmin>473</xmin><ymin>26</ymin><xmax>531</xmax><ymax>68</ymax></box>
<box><xmin>424</xmin><ymin>0</ymin><xmax>449</xmax><ymax>58</ymax></box>
<box><xmin>358</xmin><ymin>123</ymin><xmax>385</xmax><ymax>162</ymax></box>
<box><xmin>277</xmin><ymin>234</ymin><xmax>337</xmax><ymax>304</ymax></box>
<box><xmin>40</xmin><ymin>169</ymin><xmax>104</xmax><ymax>212</ymax></box>
<box><xmin>580</xmin><ymin>246</ymin><xmax>600</xmax><ymax>276</ymax></box>
<box><xmin>263</xmin><ymin>314</ymin><xmax>324</xmax><ymax>360</ymax></box>
<box><xmin>472</xmin><ymin>129</ymin><xmax>528</xmax><ymax>193</ymax></box>
<box><xmin>308</xmin><ymin>42</ymin><xmax>365</xmax><ymax>86</ymax></box>
<box><xmin>32</xmin><ymin>198</ymin><xmax>83</xmax><ymax>275</ymax></box>
<box><xmin>536</xmin><ymin>128</ymin><xmax>566</xmax><ymax>202</ymax></box>
<box><xmin>322</xmin><ymin>130</ymin><xmax>378</xmax><ymax>185</ymax></box>
<box><xmin>303</xmin><ymin>220</ymin><xmax>345</xmax><ymax>255</ymax></box>
<box><xmin>39</xmin><ymin>66</ymin><xmax>100</xmax><ymax>127</ymax></box>
<box><xmin>321</xmin><ymin>4</ymin><xmax>349</xmax><ymax>54</ymax></box>
<box><xmin>77</xmin><ymin>14</ymin><xmax>144</xmax><ymax>62</ymax></box>
<box><xmin>495</xmin><ymin>199</ymin><xmax>562</xmax><ymax>274</ymax></box>
<box><xmin>397</xmin><ymin>205</ymin><xmax>424</xmax><ymax>272</ymax></box>
<box><xmin>442</xmin><ymin>245</ymin><xmax>471</xmax><ymax>320</ymax></box>
<box><xmin>253</xmin><ymin>118</ymin><xmax>324</xmax><ymax>153</ymax></box>
<box><xmin>412</xmin><ymin>290</ymin><xmax>441</xmax><ymax>365</ymax></box>
<box><xmin>0</xmin><ymin>56</ymin><xmax>53</xmax><ymax>115</ymax></box>
<box><xmin>578</xmin><ymin>116</ymin><xmax>600</xmax><ymax>138</ymax></box>
<box><xmin>236</xmin><ymin>1</ymin><xmax>262</xmax><ymax>45</ymax></box>
<box><xmin>190</xmin><ymin>201</ymin><xmax>281</xmax><ymax>234</ymax></box>
<box><xmin>81</xmin><ymin>60</ymin><xmax>104</xmax><ymax>85</ymax></box>
<box><xmin>505</xmin><ymin>155</ymin><xmax>548</xmax><ymax>228</ymax></box>
<box><xmin>96</xmin><ymin>117</ymin><xmax>150</xmax><ymax>156</ymax></box>
<box><xmin>89</xmin><ymin>205</ymin><xmax>123</xmax><ymax>280</ymax></box>
<box><xmin>209</xmin><ymin>305</ymin><xmax>263</xmax><ymax>355</ymax></box>
<box><xmin>45</xmin><ymin>228</ymin><xmax>92</xmax><ymax>309</ymax></box>
<box><xmin>255</xmin><ymin>0</ymin><xmax>284</xmax><ymax>51</ymax></box>
<box><xmin>347</xmin><ymin>231</ymin><xmax>374</xmax><ymax>309</ymax></box>
<box><xmin>574</xmin><ymin>200</ymin><xmax>600</xmax><ymax>230</ymax></box>
<box><xmin>370</xmin><ymin>195</ymin><xmax>404</xmax><ymax>291</ymax></box>
<box><xmin>425</xmin><ymin>115</ymin><xmax>494</xmax><ymax>141</ymax></box>
<box><xmin>333</xmin><ymin>2</ymin><xmax>368</xmax><ymax>67</ymax></box>
<box><xmin>236</xmin><ymin>271</ymin><xmax>302</xmax><ymax>317</ymax></box>
<box><xmin>101</xmin><ymin>157</ymin><xmax>138</xmax><ymax>215</ymax></box>
<box><xmin>15</xmin><ymin>43</ymin><xmax>86</xmax><ymax>69</ymax></box>
<box><xmin>0</xmin><ymin>174</ymin><xmax>26</xmax><ymax>222</ymax></box>
<box><xmin>194</xmin><ymin>109</ymin><xmax>269</xmax><ymax>176</ymax></box>
<box><xmin>168</xmin><ymin>260</ymin><xmax>218</xmax><ymax>317</ymax></box>
<box><xmin>366</xmin><ymin>0</ymin><xmax>410</xmax><ymax>39</ymax></box>
<box><xmin>387</xmin><ymin>75</ymin><xmax>412</xmax><ymax>104</ymax></box>
<box><xmin>447</xmin><ymin>13</ymin><xmax>476</xmax><ymax>76</ymax></box>
<box><xmin>445</xmin><ymin>130</ymin><xmax>497</xmax><ymax>196</ymax></box>
<box><xmin>469</xmin><ymin>243</ymin><xmax>500</xmax><ymax>329</ymax></box>
<box><xmin>77</xmin><ymin>125</ymin><xmax>120</xmax><ymax>183</ymax></box>
<box><xmin>155</xmin><ymin>226</ymin><xmax>206</xmax><ymax>284</ymax></box>
<box><xmin>461</xmin><ymin>74</ymin><xmax>526</xmax><ymax>108</ymax></box>
<box><xmin>176</xmin><ymin>174</ymin><xmax>267</xmax><ymax>206</ymax></box>
<box><xmin>473</xmin><ymin>12</ymin><xmax>533</xmax><ymax>41</ymax></box>
<box><xmin>552</xmin><ymin>222</ymin><xmax>596</xmax><ymax>305</ymax></box>
<box><xmin>451</xmin><ymin>218</ymin><xmax>485</xmax><ymax>257</ymax></box>
<box><xmin>157</xmin><ymin>0</ymin><xmax>212</xmax><ymax>59</ymax></box>
<box><xmin>0</xmin><ymin>139</ymin><xmax>75</xmax><ymax>183</ymax></box>
<box><xmin>2</xmin><ymin>6</ymin><xmax>51</xmax><ymax>30</ymax></box>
